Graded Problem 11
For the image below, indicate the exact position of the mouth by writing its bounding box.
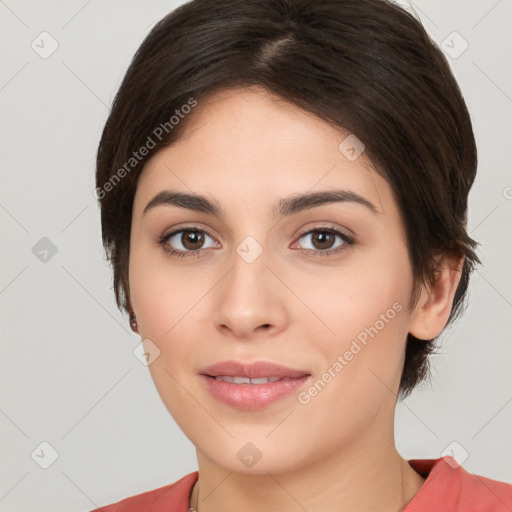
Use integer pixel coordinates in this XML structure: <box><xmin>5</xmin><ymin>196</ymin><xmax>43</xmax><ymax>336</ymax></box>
<box><xmin>199</xmin><ymin>360</ymin><xmax>312</xmax><ymax>410</ymax></box>
<box><xmin>210</xmin><ymin>375</ymin><xmax>292</xmax><ymax>384</ymax></box>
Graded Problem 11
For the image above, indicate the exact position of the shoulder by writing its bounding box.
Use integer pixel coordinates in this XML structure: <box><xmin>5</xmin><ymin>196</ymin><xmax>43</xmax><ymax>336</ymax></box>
<box><xmin>89</xmin><ymin>471</ymin><xmax>199</xmax><ymax>512</ymax></box>
<box><xmin>407</xmin><ymin>456</ymin><xmax>512</xmax><ymax>512</ymax></box>
<box><xmin>455</xmin><ymin>465</ymin><xmax>512</xmax><ymax>511</ymax></box>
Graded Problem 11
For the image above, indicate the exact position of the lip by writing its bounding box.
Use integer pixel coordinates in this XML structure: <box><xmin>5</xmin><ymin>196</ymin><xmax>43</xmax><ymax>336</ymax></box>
<box><xmin>199</xmin><ymin>360</ymin><xmax>312</xmax><ymax>410</ymax></box>
<box><xmin>200</xmin><ymin>360</ymin><xmax>310</xmax><ymax>379</ymax></box>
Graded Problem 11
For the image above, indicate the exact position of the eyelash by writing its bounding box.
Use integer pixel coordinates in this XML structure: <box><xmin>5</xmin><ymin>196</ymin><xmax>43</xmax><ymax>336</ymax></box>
<box><xmin>157</xmin><ymin>224</ymin><xmax>354</xmax><ymax>259</ymax></box>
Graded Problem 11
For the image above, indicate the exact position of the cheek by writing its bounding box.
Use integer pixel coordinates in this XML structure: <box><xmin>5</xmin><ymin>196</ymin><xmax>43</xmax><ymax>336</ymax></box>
<box><xmin>295</xmin><ymin>253</ymin><xmax>409</xmax><ymax>342</ymax></box>
<box><xmin>129</xmin><ymin>243</ymin><xmax>205</xmax><ymax>334</ymax></box>
<box><xmin>293</xmin><ymin>254</ymin><xmax>411</xmax><ymax>396</ymax></box>
<box><xmin>291</xmin><ymin>281</ymin><xmax>409</xmax><ymax>453</ymax></box>
<box><xmin>129</xmin><ymin>252</ymin><xmax>215</xmax><ymax>403</ymax></box>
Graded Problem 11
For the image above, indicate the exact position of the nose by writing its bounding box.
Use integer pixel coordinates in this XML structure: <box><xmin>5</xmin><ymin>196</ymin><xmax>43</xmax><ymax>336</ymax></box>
<box><xmin>212</xmin><ymin>241</ymin><xmax>287</xmax><ymax>341</ymax></box>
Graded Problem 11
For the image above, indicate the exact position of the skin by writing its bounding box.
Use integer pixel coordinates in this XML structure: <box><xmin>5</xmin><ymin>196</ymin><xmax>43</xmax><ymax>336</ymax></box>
<box><xmin>128</xmin><ymin>86</ymin><xmax>464</xmax><ymax>512</ymax></box>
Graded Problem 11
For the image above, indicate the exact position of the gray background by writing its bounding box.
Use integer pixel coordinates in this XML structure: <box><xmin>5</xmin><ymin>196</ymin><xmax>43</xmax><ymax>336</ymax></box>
<box><xmin>1</xmin><ymin>1</ymin><xmax>511</xmax><ymax>511</ymax></box>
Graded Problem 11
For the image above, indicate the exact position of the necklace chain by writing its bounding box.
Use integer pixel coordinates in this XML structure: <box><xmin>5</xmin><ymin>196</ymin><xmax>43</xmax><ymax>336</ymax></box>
<box><xmin>187</xmin><ymin>467</ymin><xmax>412</xmax><ymax>512</ymax></box>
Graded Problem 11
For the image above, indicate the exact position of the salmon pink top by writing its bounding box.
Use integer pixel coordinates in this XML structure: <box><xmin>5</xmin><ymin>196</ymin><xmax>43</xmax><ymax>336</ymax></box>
<box><xmin>90</xmin><ymin>456</ymin><xmax>512</xmax><ymax>511</ymax></box>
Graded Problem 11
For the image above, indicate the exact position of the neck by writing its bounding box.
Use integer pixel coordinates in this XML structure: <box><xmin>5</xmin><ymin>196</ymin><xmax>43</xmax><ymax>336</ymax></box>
<box><xmin>192</xmin><ymin>425</ymin><xmax>425</xmax><ymax>512</ymax></box>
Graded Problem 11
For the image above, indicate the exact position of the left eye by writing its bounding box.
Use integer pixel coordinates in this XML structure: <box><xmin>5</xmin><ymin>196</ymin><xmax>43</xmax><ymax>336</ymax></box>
<box><xmin>295</xmin><ymin>227</ymin><xmax>353</xmax><ymax>254</ymax></box>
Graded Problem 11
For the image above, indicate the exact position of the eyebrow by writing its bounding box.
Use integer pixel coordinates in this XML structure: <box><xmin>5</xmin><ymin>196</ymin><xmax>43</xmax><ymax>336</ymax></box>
<box><xmin>142</xmin><ymin>189</ymin><xmax>380</xmax><ymax>218</ymax></box>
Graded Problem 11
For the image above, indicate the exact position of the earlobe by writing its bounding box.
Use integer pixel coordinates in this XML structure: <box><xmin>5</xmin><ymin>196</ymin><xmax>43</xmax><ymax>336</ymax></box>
<box><xmin>409</xmin><ymin>254</ymin><xmax>465</xmax><ymax>341</ymax></box>
<box><xmin>129</xmin><ymin>312</ymin><xmax>138</xmax><ymax>333</ymax></box>
<box><xmin>126</xmin><ymin>293</ymin><xmax>139</xmax><ymax>334</ymax></box>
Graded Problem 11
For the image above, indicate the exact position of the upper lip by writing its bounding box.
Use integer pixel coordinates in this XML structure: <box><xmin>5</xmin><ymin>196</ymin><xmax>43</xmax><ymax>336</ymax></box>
<box><xmin>200</xmin><ymin>360</ymin><xmax>310</xmax><ymax>379</ymax></box>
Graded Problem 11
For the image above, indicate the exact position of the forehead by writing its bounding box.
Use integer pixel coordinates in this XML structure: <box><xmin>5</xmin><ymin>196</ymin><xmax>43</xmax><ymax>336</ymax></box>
<box><xmin>133</xmin><ymin>86</ymin><xmax>394</xmax><ymax>220</ymax></box>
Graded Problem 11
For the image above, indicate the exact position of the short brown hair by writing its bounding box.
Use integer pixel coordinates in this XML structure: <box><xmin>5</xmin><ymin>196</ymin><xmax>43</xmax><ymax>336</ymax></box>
<box><xmin>96</xmin><ymin>0</ymin><xmax>481</xmax><ymax>398</ymax></box>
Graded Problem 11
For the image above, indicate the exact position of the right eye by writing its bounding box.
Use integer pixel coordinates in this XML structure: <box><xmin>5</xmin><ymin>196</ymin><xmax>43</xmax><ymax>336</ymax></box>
<box><xmin>157</xmin><ymin>226</ymin><xmax>219</xmax><ymax>258</ymax></box>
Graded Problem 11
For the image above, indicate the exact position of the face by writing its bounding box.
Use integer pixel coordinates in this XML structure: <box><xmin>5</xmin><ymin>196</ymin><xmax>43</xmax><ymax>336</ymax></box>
<box><xmin>129</xmin><ymin>87</ymin><xmax>419</xmax><ymax>475</ymax></box>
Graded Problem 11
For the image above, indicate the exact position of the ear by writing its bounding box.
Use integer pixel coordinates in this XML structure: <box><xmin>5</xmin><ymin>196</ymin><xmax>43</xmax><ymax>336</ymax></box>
<box><xmin>409</xmin><ymin>253</ymin><xmax>465</xmax><ymax>340</ymax></box>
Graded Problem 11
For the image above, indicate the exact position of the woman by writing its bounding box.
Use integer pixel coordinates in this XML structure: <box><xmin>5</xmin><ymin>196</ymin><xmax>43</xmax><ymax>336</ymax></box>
<box><xmin>92</xmin><ymin>0</ymin><xmax>512</xmax><ymax>510</ymax></box>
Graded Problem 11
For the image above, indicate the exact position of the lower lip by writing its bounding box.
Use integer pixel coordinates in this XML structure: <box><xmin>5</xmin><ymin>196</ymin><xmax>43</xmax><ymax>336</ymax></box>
<box><xmin>200</xmin><ymin>375</ymin><xmax>311</xmax><ymax>410</ymax></box>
